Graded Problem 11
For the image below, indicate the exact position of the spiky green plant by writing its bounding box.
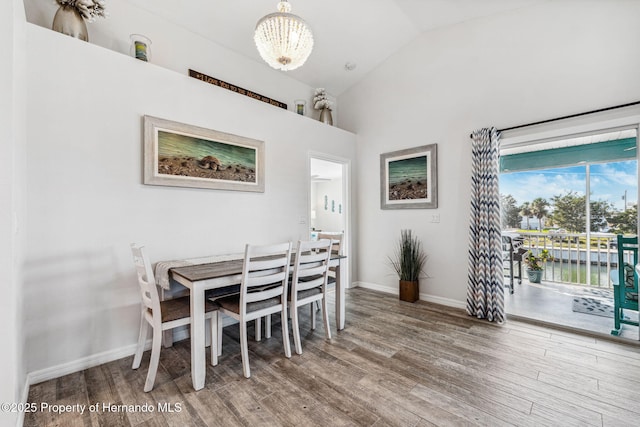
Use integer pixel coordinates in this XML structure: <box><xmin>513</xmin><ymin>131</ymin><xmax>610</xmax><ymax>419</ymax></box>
<box><xmin>389</xmin><ymin>230</ymin><xmax>427</xmax><ymax>281</ymax></box>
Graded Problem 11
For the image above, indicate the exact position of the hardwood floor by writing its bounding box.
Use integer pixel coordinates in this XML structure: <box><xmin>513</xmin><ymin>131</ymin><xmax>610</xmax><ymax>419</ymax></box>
<box><xmin>25</xmin><ymin>288</ymin><xmax>640</xmax><ymax>427</ymax></box>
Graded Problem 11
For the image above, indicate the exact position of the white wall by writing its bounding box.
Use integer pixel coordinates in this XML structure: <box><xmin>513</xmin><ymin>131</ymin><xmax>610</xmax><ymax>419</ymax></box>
<box><xmin>1</xmin><ymin>1</ymin><xmax>26</xmax><ymax>425</ymax></box>
<box><xmin>22</xmin><ymin>0</ymin><xmax>325</xmax><ymax>121</ymax></box>
<box><xmin>313</xmin><ymin>179</ymin><xmax>344</xmax><ymax>233</ymax></box>
<box><xmin>340</xmin><ymin>0</ymin><xmax>640</xmax><ymax>305</ymax></box>
<box><xmin>24</xmin><ymin>24</ymin><xmax>356</xmax><ymax>375</ymax></box>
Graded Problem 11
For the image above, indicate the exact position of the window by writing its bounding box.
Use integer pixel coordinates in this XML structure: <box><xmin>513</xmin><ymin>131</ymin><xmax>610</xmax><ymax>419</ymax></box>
<box><xmin>500</xmin><ymin>129</ymin><xmax>638</xmax><ymax>286</ymax></box>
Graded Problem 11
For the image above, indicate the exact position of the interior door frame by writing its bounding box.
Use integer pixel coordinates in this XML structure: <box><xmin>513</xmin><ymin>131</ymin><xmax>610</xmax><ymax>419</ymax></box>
<box><xmin>308</xmin><ymin>151</ymin><xmax>352</xmax><ymax>288</ymax></box>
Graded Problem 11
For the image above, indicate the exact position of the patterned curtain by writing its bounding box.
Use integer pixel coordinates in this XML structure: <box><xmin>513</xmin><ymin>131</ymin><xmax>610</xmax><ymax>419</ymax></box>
<box><xmin>466</xmin><ymin>127</ymin><xmax>504</xmax><ymax>323</ymax></box>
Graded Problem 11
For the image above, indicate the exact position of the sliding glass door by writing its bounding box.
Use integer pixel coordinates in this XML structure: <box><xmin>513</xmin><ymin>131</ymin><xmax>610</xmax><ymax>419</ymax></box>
<box><xmin>500</xmin><ymin>130</ymin><xmax>638</xmax><ymax>287</ymax></box>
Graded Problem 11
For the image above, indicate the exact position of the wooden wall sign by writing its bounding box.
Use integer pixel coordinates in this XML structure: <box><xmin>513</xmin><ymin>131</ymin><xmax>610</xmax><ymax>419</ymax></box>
<box><xmin>189</xmin><ymin>69</ymin><xmax>287</xmax><ymax>110</ymax></box>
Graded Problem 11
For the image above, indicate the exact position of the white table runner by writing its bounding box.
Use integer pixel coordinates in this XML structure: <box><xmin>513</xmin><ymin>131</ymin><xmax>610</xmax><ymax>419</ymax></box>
<box><xmin>154</xmin><ymin>253</ymin><xmax>243</xmax><ymax>290</ymax></box>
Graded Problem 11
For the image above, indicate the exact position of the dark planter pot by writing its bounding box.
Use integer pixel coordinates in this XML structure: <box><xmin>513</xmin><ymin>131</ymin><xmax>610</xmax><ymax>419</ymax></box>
<box><xmin>527</xmin><ymin>269</ymin><xmax>543</xmax><ymax>284</ymax></box>
<box><xmin>399</xmin><ymin>280</ymin><xmax>419</xmax><ymax>302</ymax></box>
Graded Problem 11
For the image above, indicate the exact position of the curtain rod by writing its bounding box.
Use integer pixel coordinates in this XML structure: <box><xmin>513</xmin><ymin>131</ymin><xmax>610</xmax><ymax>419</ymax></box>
<box><xmin>468</xmin><ymin>100</ymin><xmax>640</xmax><ymax>139</ymax></box>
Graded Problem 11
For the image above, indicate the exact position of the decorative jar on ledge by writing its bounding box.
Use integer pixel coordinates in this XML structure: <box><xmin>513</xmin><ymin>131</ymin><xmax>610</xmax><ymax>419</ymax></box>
<box><xmin>130</xmin><ymin>34</ymin><xmax>152</xmax><ymax>62</ymax></box>
<box><xmin>51</xmin><ymin>1</ymin><xmax>107</xmax><ymax>42</ymax></box>
<box><xmin>52</xmin><ymin>5</ymin><xmax>88</xmax><ymax>41</ymax></box>
<box><xmin>313</xmin><ymin>88</ymin><xmax>334</xmax><ymax>126</ymax></box>
<box><xmin>319</xmin><ymin>107</ymin><xmax>333</xmax><ymax>126</ymax></box>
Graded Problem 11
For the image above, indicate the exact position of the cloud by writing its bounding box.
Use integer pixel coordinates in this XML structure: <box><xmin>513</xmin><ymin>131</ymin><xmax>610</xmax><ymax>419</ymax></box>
<box><xmin>500</xmin><ymin>162</ymin><xmax>637</xmax><ymax>211</ymax></box>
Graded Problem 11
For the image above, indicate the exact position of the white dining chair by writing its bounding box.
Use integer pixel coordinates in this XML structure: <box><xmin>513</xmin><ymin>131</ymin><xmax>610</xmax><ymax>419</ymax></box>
<box><xmin>130</xmin><ymin>244</ymin><xmax>218</xmax><ymax>392</ymax></box>
<box><xmin>214</xmin><ymin>242</ymin><xmax>293</xmax><ymax>378</ymax></box>
<box><xmin>317</xmin><ymin>232</ymin><xmax>344</xmax><ymax>255</ymax></box>
<box><xmin>289</xmin><ymin>239</ymin><xmax>332</xmax><ymax>355</ymax></box>
<box><xmin>317</xmin><ymin>232</ymin><xmax>343</xmax><ymax>281</ymax></box>
<box><xmin>314</xmin><ymin>232</ymin><xmax>343</xmax><ymax>310</ymax></box>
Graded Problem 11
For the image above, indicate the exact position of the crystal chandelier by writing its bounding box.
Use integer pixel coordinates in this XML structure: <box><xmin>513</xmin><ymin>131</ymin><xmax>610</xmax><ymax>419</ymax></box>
<box><xmin>254</xmin><ymin>1</ymin><xmax>314</xmax><ymax>71</ymax></box>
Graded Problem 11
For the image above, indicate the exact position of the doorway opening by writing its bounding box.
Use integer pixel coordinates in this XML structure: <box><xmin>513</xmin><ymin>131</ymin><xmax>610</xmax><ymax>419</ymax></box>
<box><xmin>500</xmin><ymin>127</ymin><xmax>639</xmax><ymax>339</ymax></box>
<box><xmin>309</xmin><ymin>154</ymin><xmax>350</xmax><ymax>285</ymax></box>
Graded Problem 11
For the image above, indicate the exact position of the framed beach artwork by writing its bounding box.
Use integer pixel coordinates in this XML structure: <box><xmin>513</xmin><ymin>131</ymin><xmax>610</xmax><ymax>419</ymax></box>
<box><xmin>380</xmin><ymin>144</ymin><xmax>437</xmax><ymax>209</ymax></box>
<box><xmin>143</xmin><ymin>115</ymin><xmax>265</xmax><ymax>192</ymax></box>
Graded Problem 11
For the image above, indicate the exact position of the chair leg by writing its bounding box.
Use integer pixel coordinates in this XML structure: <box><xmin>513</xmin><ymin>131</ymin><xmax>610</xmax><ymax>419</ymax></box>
<box><xmin>209</xmin><ymin>314</ymin><xmax>218</xmax><ymax>366</ymax></box>
<box><xmin>265</xmin><ymin>315</ymin><xmax>272</xmax><ymax>339</ymax></box>
<box><xmin>611</xmin><ymin>289</ymin><xmax>622</xmax><ymax>335</ymax></box>
<box><xmin>255</xmin><ymin>317</ymin><xmax>262</xmax><ymax>342</ymax></box>
<box><xmin>217</xmin><ymin>312</ymin><xmax>223</xmax><ymax>357</ymax></box>
<box><xmin>132</xmin><ymin>312</ymin><xmax>148</xmax><ymax>369</ymax></box>
<box><xmin>162</xmin><ymin>330</ymin><xmax>173</xmax><ymax>348</ymax></box>
<box><xmin>240</xmin><ymin>320</ymin><xmax>251</xmax><ymax>378</ymax></box>
<box><xmin>281</xmin><ymin>304</ymin><xmax>292</xmax><ymax>358</ymax></box>
<box><xmin>315</xmin><ymin>300</ymin><xmax>321</xmax><ymax>312</ymax></box>
<box><xmin>322</xmin><ymin>296</ymin><xmax>332</xmax><ymax>340</ymax></box>
<box><xmin>311</xmin><ymin>303</ymin><xmax>317</xmax><ymax>330</ymax></box>
<box><xmin>291</xmin><ymin>304</ymin><xmax>302</xmax><ymax>355</ymax></box>
<box><xmin>144</xmin><ymin>326</ymin><xmax>163</xmax><ymax>392</ymax></box>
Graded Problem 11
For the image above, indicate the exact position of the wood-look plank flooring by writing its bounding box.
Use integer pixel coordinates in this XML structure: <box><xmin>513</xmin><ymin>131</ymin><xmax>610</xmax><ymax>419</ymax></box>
<box><xmin>25</xmin><ymin>288</ymin><xmax>640</xmax><ymax>426</ymax></box>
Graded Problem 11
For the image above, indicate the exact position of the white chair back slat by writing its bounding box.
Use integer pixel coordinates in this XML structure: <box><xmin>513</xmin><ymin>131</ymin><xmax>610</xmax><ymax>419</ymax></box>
<box><xmin>246</xmin><ymin>285</ymin><xmax>284</xmax><ymax>303</ymax></box>
<box><xmin>296</xmin><ymin>276</ymin><xmax>324</xmax><ymax>292</ymax></box>
<box><xmin>297</xmin><ymin>264</ymin><xmax>326</xmax><ymax>278</ymax></box>
<box><xmin>250</xmin><ymin>257</ymin><xmax>289</xmax><ymax>271</ymax></box>
<box><xmin>298</xmin><ymin>251</ymin><xmax>328</xmax><ymax>264</ymax></box>
<box><xmin>247</xmin><ymin>271</ymin><xmax>287</xmax><ymax>289</ymax></box>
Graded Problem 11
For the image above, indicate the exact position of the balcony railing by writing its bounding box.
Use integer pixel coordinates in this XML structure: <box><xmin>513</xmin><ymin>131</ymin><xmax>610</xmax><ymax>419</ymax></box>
<box><xmin>509</xmin><ymin>231</ymin><xmax>633</xmax><ymax>288</ymax></box>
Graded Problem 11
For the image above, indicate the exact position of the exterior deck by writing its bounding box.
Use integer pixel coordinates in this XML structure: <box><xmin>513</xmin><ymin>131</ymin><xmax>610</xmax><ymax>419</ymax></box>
<box><xmin>505</xmin><ymin>277</ymin><xmax>639</xmax><ymax>341</ymax></box>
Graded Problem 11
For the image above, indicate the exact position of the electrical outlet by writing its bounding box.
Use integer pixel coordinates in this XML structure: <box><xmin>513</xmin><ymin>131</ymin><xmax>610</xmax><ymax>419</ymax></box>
<box><xmin>431</xmin><ymin>214</ymin><xmax>440</xmax><ymax>223</ymax></box>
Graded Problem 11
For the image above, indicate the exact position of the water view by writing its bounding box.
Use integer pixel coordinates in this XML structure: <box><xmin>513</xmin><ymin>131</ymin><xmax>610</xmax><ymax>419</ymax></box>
<box><xmin>541</xmin><ymin>261</ymin><xmax>613</xmax><ymax>287</ymax></box>
<box><xmin>158</xmin><ymin>130</ymin><xmax>256</xmax><ymax>169</ymax></box>
<box><xmin>388</xmin><ymin>155</ymin><xmax>428</xmax><ymax>186</ymax></box>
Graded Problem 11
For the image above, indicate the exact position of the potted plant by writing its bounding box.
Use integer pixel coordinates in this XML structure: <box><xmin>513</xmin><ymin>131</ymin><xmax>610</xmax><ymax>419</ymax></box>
<box><xmin>524</xmin><ymin>249</ymin><xmax>551</xmax><ymax>284</ymax></box>
<box><xmin>389</xmin><ymin>230</ymin><xmax>427</xmax><ymax>302</ymax></box>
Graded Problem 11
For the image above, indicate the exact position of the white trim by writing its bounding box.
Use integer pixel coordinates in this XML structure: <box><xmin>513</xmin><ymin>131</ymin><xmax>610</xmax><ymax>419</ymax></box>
<box><xmin>501</xmin><ymin>104</ymin><xmax>640</xmax><ymax>148</ymax></box>
<box><xmin>354</xmin><ymin>281</ymin><xmax>466</xmax><ymax>309</ymax></box>
<box><xmin>28</xmin><ymin>342</ymin><xmax>141</xmax><ymax>385</ymax></box>
<box><xmin>354</xmin><ymin>281</ymin><xmax>397</xmax><ymax>295</ymax></box>
<box><xmin>27</xmin><ymin>317</ymin><xmax>238</xmax><ymax>386</ymax></box>
<box><xmin>420</xmin><ymin>294</ymin><xmax>466</xmax><ymax>310</ymax></box>
<box><xmin>308</xmin><ymin>151</ymin><xmax>352</xmax><ymax>292</ymax></box>
<box><xmin>16</xmin><ymin>377</ymin><xmax>29</xmax><ymax>427</ymax></box>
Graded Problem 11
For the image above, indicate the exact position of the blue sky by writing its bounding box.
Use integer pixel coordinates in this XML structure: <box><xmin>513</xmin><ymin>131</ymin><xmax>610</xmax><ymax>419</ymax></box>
<box><xmin>500</xmin><ymin>160</ymin><xmax>637</xmax><ymax>212</ymax></box>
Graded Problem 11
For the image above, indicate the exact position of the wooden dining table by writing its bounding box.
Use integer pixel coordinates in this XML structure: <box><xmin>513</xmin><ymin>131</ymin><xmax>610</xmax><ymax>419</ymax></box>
<box><xmin>169</xmin><ymin>254</ymin><xmax>347</xmax><ymax>391</ymax></box>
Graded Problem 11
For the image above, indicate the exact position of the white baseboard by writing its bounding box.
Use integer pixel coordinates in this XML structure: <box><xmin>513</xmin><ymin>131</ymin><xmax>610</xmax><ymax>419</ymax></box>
<box><xmin>27</xmin><ymin>315</ymin><xmax>240</xmax><ymax>386</ymax></box>
<box><xmin>28</xmin><ymin>342</ymin><xmax>141</xmax><ymax>386</ymax></box>
<box><xmin>354</xmin><ymin>281</ymin><xmax>466</xmax><ymax>309</ymax></box>
<box><xmin>353</xmin><ymin>281</ymin><xmax>397</xmax><ymax>295</ymax></box>
<box><xmin>421</xmin><ymin>294</ymin><xmax>466</xmax><ymax>310</ymax></box>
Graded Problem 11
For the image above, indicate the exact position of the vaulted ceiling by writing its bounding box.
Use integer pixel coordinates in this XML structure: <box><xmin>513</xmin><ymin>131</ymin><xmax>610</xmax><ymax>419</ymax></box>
<box><xmin>28</xmin><ymin>0</ymin><xmax>546</xmax><ymax>95</ymax></box>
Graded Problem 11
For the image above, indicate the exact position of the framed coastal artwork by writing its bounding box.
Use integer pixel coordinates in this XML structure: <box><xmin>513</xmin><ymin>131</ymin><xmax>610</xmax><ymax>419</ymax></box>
<box><xmin>143</xmin><ymin>115</ymin><xmax>265</xmax><ymax>192</ymax></box>
<box><xmin>380</xmin><ymin>144</ymin><xmax>437</xmax><ymax>209</ymax></box>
